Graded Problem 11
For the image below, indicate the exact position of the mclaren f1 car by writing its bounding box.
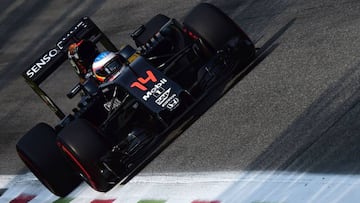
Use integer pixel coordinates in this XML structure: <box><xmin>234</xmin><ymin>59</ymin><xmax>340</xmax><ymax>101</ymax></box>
<box><xmin>16</xmin><ymin>3</ymin><xmax>256</xmax><ymax>196</ymax></box>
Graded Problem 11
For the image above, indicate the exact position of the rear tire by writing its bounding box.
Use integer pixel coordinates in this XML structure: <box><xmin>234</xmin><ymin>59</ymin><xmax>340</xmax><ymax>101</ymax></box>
<box><xmin>16</xmin><ymin>123</ymin><xmax>82</xmax><ymax>197</ymax></box>
<box><xmin>184</xmin><ymin>3</ymin><xmax>255</xmax><ymax>57</ymax></box>
<box><xmin>57</xmin><ymin>119</ymin><xmax>113</xmax><ymax>192</ymax></box>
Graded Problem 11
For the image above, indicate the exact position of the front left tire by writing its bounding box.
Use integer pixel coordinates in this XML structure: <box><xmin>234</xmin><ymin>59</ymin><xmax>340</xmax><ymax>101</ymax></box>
<box><xmin>16</xmin><ymin>123</ymin><xmax>82</xmax><ymax>197</ymax></box>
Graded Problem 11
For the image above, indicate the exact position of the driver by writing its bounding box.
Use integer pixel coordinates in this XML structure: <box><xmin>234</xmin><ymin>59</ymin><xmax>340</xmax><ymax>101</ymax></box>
<box><xmin>92</xmin><ymin>51</ymin><xmax>127</xmax><ymax>83</ymax></box>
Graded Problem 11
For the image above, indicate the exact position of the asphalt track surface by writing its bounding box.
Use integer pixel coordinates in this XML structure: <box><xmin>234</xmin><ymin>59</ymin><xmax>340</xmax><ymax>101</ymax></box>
<box><xmin>1</xmin><ymin>0</ymin><xmax>360</xmax><ymax>191</ymax></box>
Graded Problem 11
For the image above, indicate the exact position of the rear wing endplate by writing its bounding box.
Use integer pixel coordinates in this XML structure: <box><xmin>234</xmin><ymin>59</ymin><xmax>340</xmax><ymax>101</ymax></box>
<box><xmin>22</xmin><ymin>17</ymin><xmax>118</xmax><ymax>119</ymax></box>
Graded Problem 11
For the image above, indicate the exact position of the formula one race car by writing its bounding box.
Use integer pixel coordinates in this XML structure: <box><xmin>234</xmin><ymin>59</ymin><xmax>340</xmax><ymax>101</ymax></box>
<box><xmin>16</xmin><ymin>3</ymin><xmax>255</xmax><ymax>197</ymax></box>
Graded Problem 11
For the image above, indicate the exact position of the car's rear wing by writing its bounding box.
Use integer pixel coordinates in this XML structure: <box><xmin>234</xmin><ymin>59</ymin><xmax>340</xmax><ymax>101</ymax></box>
<box><xmin>23</xmin><ymin>17</ymin><xmax>118</xmax><ymax>119</ymax></box>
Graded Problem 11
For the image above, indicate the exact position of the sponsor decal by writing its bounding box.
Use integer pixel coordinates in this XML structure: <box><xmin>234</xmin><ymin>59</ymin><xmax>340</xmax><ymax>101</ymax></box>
<box><xmin>142</xmin><ymin>78</ymin><xmax>167</xmax><ymax>101</ymax></box>
<box><xmin>26</xmin><ymin>48</ymin><xmax>59</xmax><ymax>78</ymax></box>
<box><xmin>155</xmin><ymin>88</ymin><xmax>179</xmax><ymax>110</ymax></box>
<box><xmin>56</xmin><ymin>20</ymin><xmax>88</xmax><ymax>50</ymax></box>
<box><xmin>144</xmin><ymin>80</ymin><xmax>179</xmax><ymax>111</ymax></box>
<box><xmin>26</xmin><ymin>21</ymin><xmax>88</xmax><ymax>79</ymax></box>
<box><xmin>155</xmin><ymin>88</ymin><xmax>171</xmax><ymax>105</ymax></box>
<box><xmin>25</xmin><ymin>20</ymin><xmax>89</xmax><ymax>80</ymax></box>
<box><xmin>103</xmin><ymin>98</ymin><xmax>122</xmax><ymax>112</ymax></box>
<box><xmin>130</xmin><ymin>70</ymin><xmax>180</xmax><ymax>110</ymax></box>
<box><xmin>165</xmin><ymin>95</ymin><xmax>180</xmax><ymax>110</ymax></box>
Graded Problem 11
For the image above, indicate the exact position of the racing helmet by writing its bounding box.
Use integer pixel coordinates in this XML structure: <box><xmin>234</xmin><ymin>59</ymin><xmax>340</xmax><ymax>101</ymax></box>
<box><xmin>68</xmin><ymin>40</ymin><xmax>98</xmax><ymax>79</ymax></box>
<box><xmin>92</xmin><ymin>51</ymin><xmax>124</xmax><ymax>82</ymax></box>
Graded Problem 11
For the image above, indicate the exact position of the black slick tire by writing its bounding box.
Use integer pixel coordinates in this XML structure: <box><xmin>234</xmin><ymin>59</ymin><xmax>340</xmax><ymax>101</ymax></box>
<box><xmin>16</xmin><ymin>123</ymin><xmax>82</xmax><ymax>197</ymax></box>
<box><xmin>183</xmin><ymin>3</ymin><xmax>255</xmax><ymax>56</ymax></box>
<box><xmin>57</xmin><ymin>119</ymin><xmax>112</xmax><ymax>192</ymax></box>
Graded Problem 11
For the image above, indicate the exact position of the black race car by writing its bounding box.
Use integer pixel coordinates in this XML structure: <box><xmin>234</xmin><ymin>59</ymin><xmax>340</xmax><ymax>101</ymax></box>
<box><xmin>16</xmin><ymin>3</ymin><xmax>255</xmax><ymax>197</ymax></box>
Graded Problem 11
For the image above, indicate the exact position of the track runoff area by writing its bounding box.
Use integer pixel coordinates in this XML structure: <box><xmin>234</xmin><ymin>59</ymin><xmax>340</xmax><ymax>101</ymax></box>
<box><xmin>1</xmin><ymin>171</ymin><xmax>360</xmax><ymax>202</ymax></box>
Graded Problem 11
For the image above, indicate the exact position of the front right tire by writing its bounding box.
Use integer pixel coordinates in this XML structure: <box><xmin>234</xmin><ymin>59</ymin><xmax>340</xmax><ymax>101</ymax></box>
<box><xmin>57</xmin><ymin>119</ymin><xmax>113</xmax><ymax>192</ymax></box>
<box><xmin>183</xmin><ymin>3</ymin><xmax>255</xmax><ymax>57</ymax></box>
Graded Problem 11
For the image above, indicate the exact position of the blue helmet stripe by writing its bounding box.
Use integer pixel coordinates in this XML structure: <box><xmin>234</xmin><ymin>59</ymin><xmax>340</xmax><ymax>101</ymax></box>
<box><xmin>94</xmin><ymin>51</ymin><xmax>111</xmax><ymax>62</ymax></box>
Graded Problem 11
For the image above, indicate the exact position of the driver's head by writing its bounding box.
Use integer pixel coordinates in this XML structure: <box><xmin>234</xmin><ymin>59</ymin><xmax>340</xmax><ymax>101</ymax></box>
<box><xmin>92</xmin><ymin>51</ymin><xmax>124</xmax><ymax>82</ymax></box>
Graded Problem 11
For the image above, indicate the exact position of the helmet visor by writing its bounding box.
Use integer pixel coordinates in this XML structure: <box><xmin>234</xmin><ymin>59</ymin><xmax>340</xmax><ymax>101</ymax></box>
<box><xmin>95</xmin><ymin>57</ymin><xmax>123</xmax><ymax>78</ymax></box>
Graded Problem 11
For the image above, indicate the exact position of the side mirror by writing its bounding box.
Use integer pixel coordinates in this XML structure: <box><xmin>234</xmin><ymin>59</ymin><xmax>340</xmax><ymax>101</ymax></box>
<box><xmin>67</xmin><ymin>83</ymin><xmax>82</xmax><ymax>99</ymax></box>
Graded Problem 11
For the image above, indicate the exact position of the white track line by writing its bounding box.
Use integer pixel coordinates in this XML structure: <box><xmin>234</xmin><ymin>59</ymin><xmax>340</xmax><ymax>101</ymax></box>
<box><xmin>0</xmin><ymin>173</ymin><xmax>36</xmax><ymax>189</ymax></box>
<box><xmin>0</xmin><ymin>175</ymin><xmax>16</xmax><ymax>189</ymax></box>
